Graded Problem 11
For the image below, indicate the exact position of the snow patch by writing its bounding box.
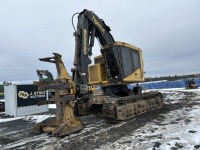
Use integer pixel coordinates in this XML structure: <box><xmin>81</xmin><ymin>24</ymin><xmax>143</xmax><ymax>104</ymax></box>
<box><xmin>0</xmin><ymin>99</ymin><xmax>5</xmax><ymax>102</ymax></box>
<box><xmin>24</xmin><ymin>114</ymin><xmax>55</xmax><ymax>123</ymax></box>
<box><xmin>0</xmin><ymin>117</ymin><xmax>24</xmax><ymax>122</ymax></box>
<box><xmin>98</xmin><ymin>90</ymin><xmax>200</xmax><ymax>150</ymax></box>
<box><xmin>48</xmin><ymin>104</ymin><xmax>56</xmax><ymax>109</ymax></box>
<box><xmin>0</xmin><ymin>114</ymin><xmax>54</xmax><ymax>123</ymax></box>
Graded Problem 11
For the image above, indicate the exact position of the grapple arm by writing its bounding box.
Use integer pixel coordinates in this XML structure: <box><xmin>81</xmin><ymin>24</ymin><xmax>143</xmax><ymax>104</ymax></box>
<box><xmin>33</xmin><ymin>53</ymin><xmax>83</xmax><ymax>136</ymax></box>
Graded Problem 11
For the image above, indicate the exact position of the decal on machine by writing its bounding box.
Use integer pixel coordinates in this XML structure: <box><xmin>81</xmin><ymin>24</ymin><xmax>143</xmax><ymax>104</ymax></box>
<box><xmin>92</xmin><ymin>15</ymin><xmax>105</xmax><ymax>32</ymax></box>
<box><xmin>83</xmin><ymin>29</ymin><xmax>87</xmax><ymax>55</ymax></box>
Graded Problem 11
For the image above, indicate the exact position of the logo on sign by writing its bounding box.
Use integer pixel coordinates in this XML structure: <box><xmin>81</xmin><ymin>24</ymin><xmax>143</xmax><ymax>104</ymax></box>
<box><xmin>29</xmin><ymin>91</ymin><xmax>46</xmax><ymax>98</ymax></box>
<box><xmin>18</xmin><ymin>91</ymin><xmax>29</xmax><ymax>99</ymax></box>
<box><xmin>18</xmin><ymin>91</ymin><xmax>46</xmax><ymax>99</ymax></box>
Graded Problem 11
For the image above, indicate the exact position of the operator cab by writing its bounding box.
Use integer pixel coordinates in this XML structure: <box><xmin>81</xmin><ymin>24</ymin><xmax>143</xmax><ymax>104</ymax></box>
<box><xmin>88</xmin><ymin>42</ymin><xmax>144</xmax><ymax>85</ymax></box>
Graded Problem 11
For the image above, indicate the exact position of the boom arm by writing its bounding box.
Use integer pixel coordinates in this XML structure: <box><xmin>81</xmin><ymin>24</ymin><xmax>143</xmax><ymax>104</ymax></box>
<box><xmin>72</xmin><ymin>9</ymin><xmax>115</xmax><ymax>85</ymax></box>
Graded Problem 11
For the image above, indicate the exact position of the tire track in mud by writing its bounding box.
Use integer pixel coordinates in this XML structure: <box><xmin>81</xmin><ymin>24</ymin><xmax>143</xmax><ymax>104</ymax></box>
<box><xmin>0</xmin><ymin>90</ymin><xmax>199</xmax><ymax>150</ymax></box>
<box><xmin>0</xmin><ymin>115</ymin><xmax>110</xmax><ymax>150</ymax></box>
<box><xmin>0</xmin><ymin>119</ymin><xmax>47</xmax><ymax>150</ymax></box>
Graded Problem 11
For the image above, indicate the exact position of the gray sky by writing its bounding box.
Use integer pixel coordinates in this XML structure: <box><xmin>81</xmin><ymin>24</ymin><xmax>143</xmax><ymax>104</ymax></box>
<box><xmin>0</xmin><ymin>0</ymin><xmax>200</xmax><ymax>82</ymax></box>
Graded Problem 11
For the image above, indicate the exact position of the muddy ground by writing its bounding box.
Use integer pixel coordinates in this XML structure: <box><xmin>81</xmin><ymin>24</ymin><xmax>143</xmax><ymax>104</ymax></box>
<box><xmin>0</xmin><ymin>90</ymin><xmax>199</xmax><ymax>150</ymax></box>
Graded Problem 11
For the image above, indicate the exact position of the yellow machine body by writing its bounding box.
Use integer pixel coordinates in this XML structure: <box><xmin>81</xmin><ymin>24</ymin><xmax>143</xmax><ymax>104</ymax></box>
<box><xmin>88</xmin><ymin>42</ymin><xmax>144</xmax><ymax>86</ymax></box>
<box><xmin>33</xmin><ymin>53</ymin><xmax>83</xmax><ymax>136</ymax></box>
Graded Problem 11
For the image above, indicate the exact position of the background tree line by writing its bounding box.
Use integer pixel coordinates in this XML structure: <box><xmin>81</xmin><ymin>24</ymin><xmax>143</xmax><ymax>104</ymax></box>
<box><xmin>145</xmin><ymin>73</ymin><xmax>200</xmax><ymax>82</ymax></box>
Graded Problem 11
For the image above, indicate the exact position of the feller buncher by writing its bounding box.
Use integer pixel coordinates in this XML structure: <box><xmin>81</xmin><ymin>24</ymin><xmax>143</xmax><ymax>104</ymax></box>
<box><xmin>33</xmin><ymin>9</ymin><xmax>163</xmax><ymax>136</ymax></box>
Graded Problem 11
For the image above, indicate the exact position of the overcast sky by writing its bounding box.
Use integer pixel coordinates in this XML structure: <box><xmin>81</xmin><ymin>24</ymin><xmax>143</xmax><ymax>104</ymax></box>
<box><xmin>0</xmin><ymin>0</ymin><xmax>200</xmax><ymax>82</ymax></box>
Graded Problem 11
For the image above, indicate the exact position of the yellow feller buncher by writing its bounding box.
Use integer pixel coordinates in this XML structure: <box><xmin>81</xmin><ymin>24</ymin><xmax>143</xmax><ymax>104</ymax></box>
<box><xmin>33</xmin><ymin>9</ymin><xmax>163</xmax><ymax>136</ymax></box>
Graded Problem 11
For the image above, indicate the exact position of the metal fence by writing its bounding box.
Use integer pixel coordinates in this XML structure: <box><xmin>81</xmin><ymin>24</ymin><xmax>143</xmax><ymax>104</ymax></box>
<box><xmin>129</xmin><ymin>78</ymin><xmax>200</xmax><ymax>90</ymax></box>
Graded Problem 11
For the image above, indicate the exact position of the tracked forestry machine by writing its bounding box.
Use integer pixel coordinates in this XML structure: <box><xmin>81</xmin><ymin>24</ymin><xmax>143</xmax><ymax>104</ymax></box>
<box><xmin>33</xmin><ymin>9</ymin><xmax>163</xmax><ymax>136</ymax></box>
<box><xmin>185</xmin><ymin>79</ymin><xmax>198</xmax><ymax>89</ymax></box>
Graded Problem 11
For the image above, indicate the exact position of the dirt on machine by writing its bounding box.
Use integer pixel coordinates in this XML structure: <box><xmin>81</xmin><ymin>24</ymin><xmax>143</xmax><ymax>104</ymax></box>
<box><xmin>32</xmin><ymin>9</ymin><xmax>163</xmax><ymax>136</ymax></box>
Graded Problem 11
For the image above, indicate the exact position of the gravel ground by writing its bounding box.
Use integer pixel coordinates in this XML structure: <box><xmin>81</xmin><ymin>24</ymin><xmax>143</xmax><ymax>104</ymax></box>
<box><xmin>0</xmin><ymin>89</ymin><xmax>200</xmax><ymax>150</ymax></box>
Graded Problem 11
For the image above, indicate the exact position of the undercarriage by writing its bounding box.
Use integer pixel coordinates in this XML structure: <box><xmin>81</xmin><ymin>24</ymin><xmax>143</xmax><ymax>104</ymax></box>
<box><xmin>77</xmin><ymin>90</ymin><xmax>163</xmax><ymax>122</ymax></box>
